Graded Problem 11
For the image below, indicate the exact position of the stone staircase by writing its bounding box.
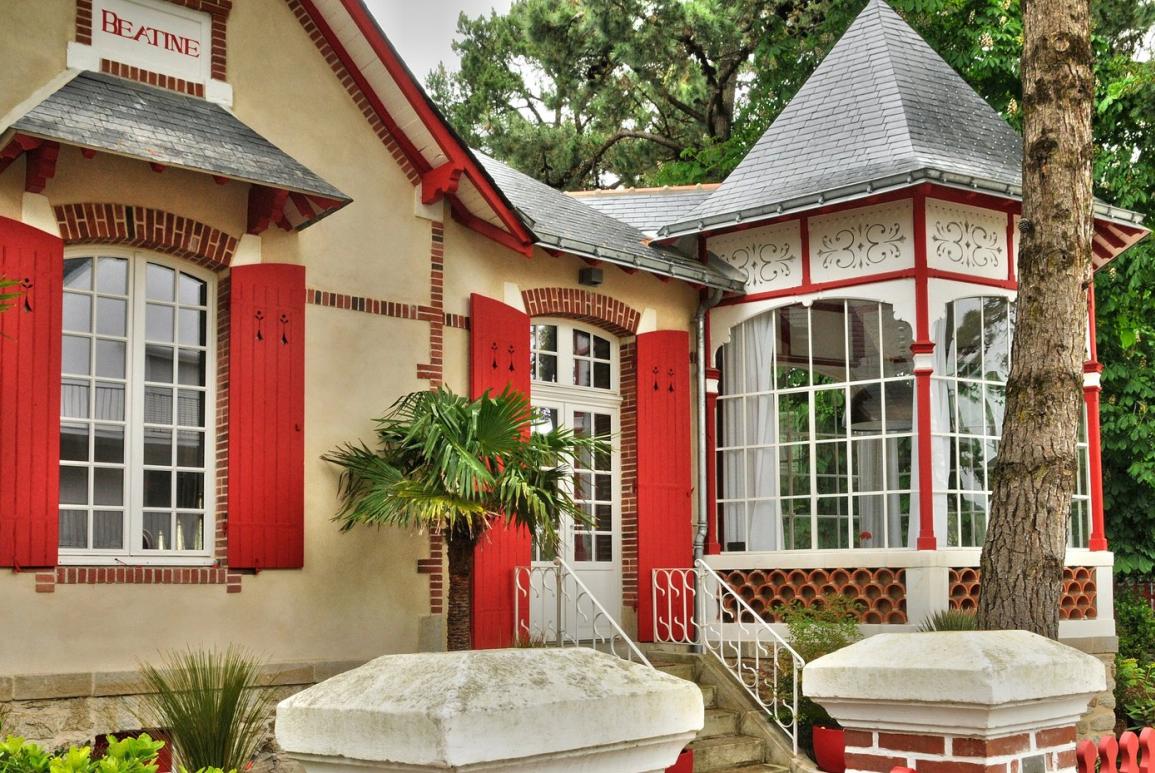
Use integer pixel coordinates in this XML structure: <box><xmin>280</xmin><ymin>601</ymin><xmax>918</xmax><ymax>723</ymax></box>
<box><xmin>648</xmin><ymin>649</ymin><xmax>804</xmax><ymax>773</ymax></box>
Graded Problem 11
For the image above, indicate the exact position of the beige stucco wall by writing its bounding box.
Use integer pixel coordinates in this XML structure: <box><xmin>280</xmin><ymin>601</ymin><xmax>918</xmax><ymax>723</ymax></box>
<box><xmin>0</xmin><ymin>0</ymin><xmax>703</xmax><ymax>682</ymax></box>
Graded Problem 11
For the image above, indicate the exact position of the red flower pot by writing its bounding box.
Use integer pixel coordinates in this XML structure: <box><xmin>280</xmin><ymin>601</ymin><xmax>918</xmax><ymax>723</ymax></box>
<box><xmin>812</xmin><ymin>725</ymin><xmax>846</xmax><ymax>773</ymax></box>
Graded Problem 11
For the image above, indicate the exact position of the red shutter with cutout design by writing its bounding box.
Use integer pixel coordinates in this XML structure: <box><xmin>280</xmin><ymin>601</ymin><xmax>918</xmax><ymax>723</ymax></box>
<box><xmin>636</xmin><ymin>330</ymin><xmax>694</xmax><ymax>642</ymax></box>
<box><xmin>0</xmin><ymin>217</ymin><xmax>63</xmax><ymax>569</ymax></box>
<box><xmin>228</xmin><ymin>264</ymin><xmax>305</xmax><ymax>569</ymax></box>
<box><xmin>469</xmin><ymin>293</ymin><xmax>532</xmax><ymax>648</ymax></box>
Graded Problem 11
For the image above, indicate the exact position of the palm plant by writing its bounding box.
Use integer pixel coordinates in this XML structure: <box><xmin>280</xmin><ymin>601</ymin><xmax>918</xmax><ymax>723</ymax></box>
<box><xmin>137</xmin><ymin>647</ymin><xmax>272</xmax><ymax>772</ymax></box>
<box><xmin>0</xmin><ymin>277</ymin><xmax>19</xmax><ymax>314</ymax></box>
<box><xmin>917</xmin><ymin>609</ymin><xmax>978</xmax><ymax>632</ymax></box>
<box><xmin>324</xmin><ymin>386</ymin><xmax>606</xmax><ymax>650</ymax></box>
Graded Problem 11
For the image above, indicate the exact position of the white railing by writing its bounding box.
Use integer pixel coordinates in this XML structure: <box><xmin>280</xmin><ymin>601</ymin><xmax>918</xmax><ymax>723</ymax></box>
<box><xmin>514</xmin><ymin>557</ymin><xmax>651</xmax><ymax>667</ymax></box>
<box><xmin>653</xmin><ymin>560</ymin><xmax>804</xmax><ymax>752</ymax></box>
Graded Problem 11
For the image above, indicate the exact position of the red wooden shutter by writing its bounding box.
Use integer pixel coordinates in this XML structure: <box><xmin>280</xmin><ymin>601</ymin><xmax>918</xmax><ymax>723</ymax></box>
<box><xmin>636</xmin><ymin>330</ymin><xmax>694</xmax><ymax>642</ymax></box>
<box><xmin>469</xmin><ymin>293</ymin><xmax>532</xmax><ymax>648</ymax></box>
<box><xmin>228</xmin><ymin>264</ymin><xmax>305</xmax><ymax>569</ymax></box>
<box><xmin>0</xmin><ymin>217</ymin><xmax>63</xmax><ymax>568</ymax></box>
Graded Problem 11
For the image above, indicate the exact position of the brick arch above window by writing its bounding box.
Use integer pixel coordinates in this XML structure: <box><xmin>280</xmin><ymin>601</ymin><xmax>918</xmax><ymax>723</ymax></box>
<box><xmin>521</xmin><ymin>288</ymin><xmax>641</xmax><ymax>337</ymax></box>
<box><xmin>54</xmin><ymin>203</ymin><xmax>239</xmax><ymax>271</ymax></box>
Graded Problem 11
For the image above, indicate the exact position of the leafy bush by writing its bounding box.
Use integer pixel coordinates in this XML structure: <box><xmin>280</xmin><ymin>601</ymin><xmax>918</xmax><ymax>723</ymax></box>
<box><xmin>1116</xmin><ymin>590</ymin><xmax>1155</xmax><ymax>663</ymax></box>
<box><xmin>1116</xmin><ymin>656</ymin><xmax>1155</xmax><ymax>729</ymax></box>
<box><xmin>0</xmin><ymin>732</ymin><xmax>231</xmax><ymax>773</ymax></box>
<box><xmin>138</xmin><ymin>648</ymin><xmax>271</xmax><ymax>773</ymax></box>
<box><xmin>917</xmin><ymin>609</ymin><xmax>978</xmax><ymax>632</ymax></box>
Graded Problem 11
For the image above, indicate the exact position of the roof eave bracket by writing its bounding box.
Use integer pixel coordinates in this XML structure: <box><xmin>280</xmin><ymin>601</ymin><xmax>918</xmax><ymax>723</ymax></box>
<box><xmin>421</xmin><ymin>162</ymin><xmax>466</xmax><ymax>205</ymax></box>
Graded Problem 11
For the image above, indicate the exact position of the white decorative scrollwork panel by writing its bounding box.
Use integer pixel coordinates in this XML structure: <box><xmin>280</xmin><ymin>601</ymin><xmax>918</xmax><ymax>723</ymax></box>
<box><xmin>925</xmin><ymin>199</ymin><xmax>1009</xmax><ymax>281</ymax></box>
<box><xmin>808</xmin><ymin>200</ymin><xmax>914</xmax><ymax>283</ymax></box>
<box><xmin>708</xmin><ymin>220</ymin><xmax>803</xmax><ymax>293</ymax></box>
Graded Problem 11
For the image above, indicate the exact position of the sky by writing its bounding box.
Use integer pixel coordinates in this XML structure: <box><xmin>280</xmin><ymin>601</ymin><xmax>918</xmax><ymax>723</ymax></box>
<box><xmin>364</xmin><ymin>1</ymin><xmax>513</xmax><ymax>82</ymax></box>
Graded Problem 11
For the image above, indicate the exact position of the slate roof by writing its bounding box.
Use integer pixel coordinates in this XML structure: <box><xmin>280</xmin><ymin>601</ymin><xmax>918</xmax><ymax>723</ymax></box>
<box><xmin>476</xmin><ymin>153</ymin><xmax>743</xmax><ymax>291</ymax></box>
<box><xmin>9</xmin><ymin>72</ymin><xmax>350</xmax><ymax>207</ymax></box>
<box><xmin>569</xmin><ymin>186</ymin><xmax>718</xmax><ymax>235</ymax></box>
<box><xmin>662</xmin><ymin>0</ymin><xmax>1027</xmax><ymax>236</ymax></box>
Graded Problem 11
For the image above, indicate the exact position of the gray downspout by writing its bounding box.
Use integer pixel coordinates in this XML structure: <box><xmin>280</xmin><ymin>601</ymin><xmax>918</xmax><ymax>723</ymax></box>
<box><xmin>693</xmin><ymin>287</ymin><xmax>723</xmax><ymax>652</ymax></box>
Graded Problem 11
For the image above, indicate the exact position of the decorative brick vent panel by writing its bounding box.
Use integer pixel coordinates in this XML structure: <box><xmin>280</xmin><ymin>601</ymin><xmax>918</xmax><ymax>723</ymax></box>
<box><xmin>721</xmin><ymin>567</ymin><xmax>908</xmax><ymax>624</ymax></box>
<box><xmin>948</xmin><ymin>566</ymin><xmax>1098</xmax><ymax>619</ymax></box>
<box><xmin>54</xmin><ymin>203</ymin><xmax>238</xmax><ymax>270</ymax></box>
<box><xmin>101</xmin><ymin>60</ymin><xmax>204</xmax><ymax>97</ymax></box>
<box><xmin>521</xmin><ymin>288</ymin><xmax>641</xmax><ymax>337</ymax></box>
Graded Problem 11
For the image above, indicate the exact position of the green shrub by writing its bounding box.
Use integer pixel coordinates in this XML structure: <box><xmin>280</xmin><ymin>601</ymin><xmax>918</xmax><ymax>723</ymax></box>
<box><xmin>917</xmin><ymin>609</ymin><xmax>978</xmax><ymax>632</ymax></box>
<box><xmin>1116</xmin><ymin>590</ymin><xmax>1155</xmax><ymax>663</ymax></box>
<box><xmin>0</xmin><ymin>732</ymin><xmax>232</xmax><ymax>773</ymax></box>
<box><xmin>1116</xmin><ymin>656</ymin><xmax>1155</xmax><ymax>729</ymax></box>
<box><xmin>138</xmin><ymin>648</ymin><xmax>271</xmax><ymax>773</ymax></box>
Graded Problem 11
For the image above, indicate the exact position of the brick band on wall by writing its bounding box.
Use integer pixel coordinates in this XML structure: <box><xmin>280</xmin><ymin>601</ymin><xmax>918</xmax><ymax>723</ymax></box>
<box><xmin>54</xmin><ymin>203</ymin><xmax>239</xmax><ymax>270</ymax></box>
<box><xmin>520</xmin><ymin>287</ymin><xmax>642</xmax><ymax>337</ymax></box>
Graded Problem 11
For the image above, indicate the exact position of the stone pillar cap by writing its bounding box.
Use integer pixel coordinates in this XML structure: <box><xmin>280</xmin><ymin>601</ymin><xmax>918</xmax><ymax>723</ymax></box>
<box><xmin>803</xmin><ymin>631</ymin><xmax>1106</xmax><ymax>736</ymax></box>
<box><xmin>276</xmin><ymin>648</ymin><xmax>703</xmax><ymax>770</ymax></box>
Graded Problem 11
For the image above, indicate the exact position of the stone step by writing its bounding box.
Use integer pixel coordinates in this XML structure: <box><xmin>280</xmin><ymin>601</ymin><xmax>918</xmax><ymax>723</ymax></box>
<box><xmin>699</xmin><ymin>682</ymin><xmax>717</xmax><ymax>708</ymax></box>
<box><xmin>700</xmin><ymin>708</ymin><xmax>740</xmax><ymax>738</ymax></box>
<box><xmin>653</xmin><ymin>661</ymin><xmax>697</xmax><ymax>681</ymax></box>
<box><xmin>689</xmin><ymin>734</ymin><xmax>764</xmax><ymax>772</ymax></box>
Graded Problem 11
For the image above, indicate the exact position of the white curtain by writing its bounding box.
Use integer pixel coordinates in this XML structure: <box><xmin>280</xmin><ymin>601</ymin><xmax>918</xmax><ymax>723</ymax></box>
<box><xmin>925</xmin><ymin>316</ymin><xmax>954</xmax><ymax>547</ymax></box>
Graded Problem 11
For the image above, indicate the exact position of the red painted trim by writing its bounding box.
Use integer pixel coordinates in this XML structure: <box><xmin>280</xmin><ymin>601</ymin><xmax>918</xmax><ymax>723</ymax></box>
<box><xmin>925</xmin><ymin>184</ymin><xmax>1020</xmax><ymax>214</ymax></box>
<box><xmin>449</xmin><ymin>199</ymin><xmax>533</xmax><ymax>257</ymax></box>
<box><xmin>246</xmin><ymin>186</ymin><xmax>289</xmax><ymax>235</ymax></box>
<box><xmin>912</xmin><ymin>185</ymin><xmax>936</xmax><ymax>550</ymax></box>
<box><xmin>332</xmin><ymin>0</ymin><xmax>536</xmax><ymax>246</ymax></box>
<box><xmin>913</xmin><ymin>185</ymin><xmax>930</xmax><ymax>343</ymax></box>
<box><xmin>925</xmin><ymin>268</ymin><xmax>1017</xmax><ymax>290</ymax></box>
<box><xmin>23</xmin><ymin>141</ymin><xmax>59</xmax><ymax>194</ymax></box>
<box><xmin>1088</xmin><ymin>285</ymin><xmax>1099</xmax><ymax>363</ymax></box>
<box><xmin>718</xmin><ymin>268</ymin><xmax>918</xmax><ymax>307</ymax></box>
<box><xmin>1006</xmin><ymin>211</ymin><xmax>1016</xmax><ymax>284</ymax></box>
<box><xmin>799</xmin><ymin>216</ymin><xmax>812</xmax><ymax>287</ymax></box>
<box><xmin>704</xmin><ymin>365</ymin><xmax>721</xmax><ymax>556</ymax></box>
<box><xmin>1085</xmin><ymin>380</ymin><xmax>1107</xmax><ymax>551</ymax></box>
<box><xmin>421</xmin><ymin>162</ymin><xmax>465</xmax><ymax>205</ymax></box>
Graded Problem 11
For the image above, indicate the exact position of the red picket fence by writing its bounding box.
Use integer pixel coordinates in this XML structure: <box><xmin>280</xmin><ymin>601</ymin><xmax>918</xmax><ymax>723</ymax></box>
<box><xmin>1076</xmin><ymin>729</ymin><xmax>1155</xmax><ymax>773</ymax></box>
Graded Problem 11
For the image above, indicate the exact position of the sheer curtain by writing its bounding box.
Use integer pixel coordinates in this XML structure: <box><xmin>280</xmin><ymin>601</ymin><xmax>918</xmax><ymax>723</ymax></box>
<box><xmin>743</xmin><ymin>315</ymin><xmax>779</xmax><ymax>550</ymax></box>
<box><xmin>925</xmin><ymin>316</ymin><xmax>953</xmax><ymax>547</ymax></box>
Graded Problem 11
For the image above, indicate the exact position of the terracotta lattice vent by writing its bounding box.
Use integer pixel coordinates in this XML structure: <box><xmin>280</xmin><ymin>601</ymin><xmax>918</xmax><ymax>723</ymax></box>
<box><xmin>721</xmin><ymin>567</ymin><xmax>908</xmax><ymax>624</ymax></box>
<box><xmin>948</xmin><ymin>566</ymin><xmax>1097</xmax><ymax>620</ymax></box>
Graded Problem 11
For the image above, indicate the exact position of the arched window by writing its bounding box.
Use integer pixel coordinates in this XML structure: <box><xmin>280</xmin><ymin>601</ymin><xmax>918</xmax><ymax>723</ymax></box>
<box><xmin>932</xmin><ymin>297</ymin><xmax>1091</xmax><ymax>547</ymax></box>
<box><xmin>716</xmin><ymin>300</ymin><xmax>915</xmax><ymax>551</ymax></box>
<box><xmin>58</xmin><ymin>252</ymin><xmax>215</xmax><ymax>562</ymax></box>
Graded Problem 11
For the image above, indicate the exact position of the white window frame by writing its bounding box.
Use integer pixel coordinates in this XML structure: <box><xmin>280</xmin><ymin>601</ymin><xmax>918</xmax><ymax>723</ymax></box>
<box><xmin>59</xmin><ymin>247</ymin><xmax>217</xmax><ymax>566</ymax></box>
<box><xmin>530</xmin><ymin>317</ymin><xmax>620</xmax><ymax>394</ymax></box>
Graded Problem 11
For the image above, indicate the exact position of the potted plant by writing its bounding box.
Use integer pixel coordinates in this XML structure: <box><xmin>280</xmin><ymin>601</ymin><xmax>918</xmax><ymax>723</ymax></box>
<box><xmin>782</xmin><ymin>594</ymin><xmax>862</xmax><ymax>773</ymax></box>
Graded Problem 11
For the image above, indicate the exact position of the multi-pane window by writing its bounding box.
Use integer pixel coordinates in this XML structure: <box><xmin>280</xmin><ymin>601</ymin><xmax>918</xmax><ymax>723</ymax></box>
<box><xmin>571</xmin><ymin>410</ymin><xmax>614</xmax><ymax>562</ymax></box>
<box><xmin>716</xmin><ymin>300</ymin><xmax>915</xmax><ymax>551</ymax></box>
<box><xmin>933</xmin><ymin>297</ymin><xmax>1091</xmax><ymax>547</ymax></box>
<box><xmin>530</xmin><ymin>322</ymin><xmax>613</xmax><ymax>390</ymax></box>
<box><xmin>58</xmin><ymin>254</ymin><xmax>213</xmax><ymax>561</ymax></box>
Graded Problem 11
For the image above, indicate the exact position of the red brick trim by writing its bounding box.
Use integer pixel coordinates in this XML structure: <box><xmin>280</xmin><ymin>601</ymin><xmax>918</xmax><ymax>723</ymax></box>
<box><xmin>54</xmin><ymin>203</ymin><xmax>239</xmax><ymax>270</ymax></box>
<box><xmin>101</xmin><ymin>60</ymin><xmax>205</xmax><ymax>97</ymax></box>
<box><xmin>620</xmin><ymin>341</ymin><xmax>639</xmax><ymax>610</ymax></box>
<box><xmin>417</xmin><ymin>533</ymin><xmax>444</xmax><ymax>615</ymax></box>
<box><xmin>305</xmin><ymin>288</ymin><xmax>466</xmax><ymax>330</ymax></box>
<box><xmin>214</xmin><ymin>276</ymin><xmax>231</xmax><ymax>566</ymax></box>
<box><xmin>75</xmin><ymin>0</ymin><xmax>231</xmax><ymax>84</ymax></box>
<box><xmin>285</xmin><ymin>0</ymin><xmax>420</xmax><ymax>185</ymax></box>
<box><xmin>520</xmin><ymin>288</ymin><xmax>641</xmax><ymax>337</ymax></box>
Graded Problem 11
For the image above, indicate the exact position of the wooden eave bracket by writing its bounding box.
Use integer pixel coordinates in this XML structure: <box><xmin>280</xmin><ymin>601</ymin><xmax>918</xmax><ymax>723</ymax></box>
<box><xmin>247</xmin><ymin>185</ymin><xmax>291</xmax><ymax>235</ymax></box>
<box><xmin>448</xmin><ymin>197</ymin><xmax>534</xmax><ymax>257</ymax></box>
<box><xmin>24</xmin><ymin>141</ymin><xmax>60</xmax><ymax>194</ymax></box>
<box><xmin>0</xmin><ymin>134</ymin><xmax>46</xmax><ymax>179</ymax></box>
<box><xmin>421</xmin><ymin>162</ymin><xmax>466</xmax><ymax>205</ymax></box>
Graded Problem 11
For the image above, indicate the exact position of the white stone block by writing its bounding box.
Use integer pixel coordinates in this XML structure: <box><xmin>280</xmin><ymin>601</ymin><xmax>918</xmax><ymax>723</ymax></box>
<box><xmin>276</xmin><ymin>648</ymin><xmax>703</xmax><ymax>772</ymax></box>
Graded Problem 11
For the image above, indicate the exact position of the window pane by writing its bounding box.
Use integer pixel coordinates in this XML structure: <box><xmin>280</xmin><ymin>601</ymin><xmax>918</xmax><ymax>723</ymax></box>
<box><xmin>595</xmin><ymin>503</ymin><xmax>612</xmax><ymax>531</ymax></box>
<box><xmin>177</xmin><ymin>430</ymin><xmax>205</xmax><ymax>468</ymax></box>
<box><xmin>883</xmin><ymin>380</ymin><xmax>915</xmax><ymax>433</ymax></box>
<box><xmin>177</xmin><ymin>349</ymin><xmax>207</xmax><ymax>386</ymax></box>
<box><xmin>63</xmin><ymin>335</ymin><xmax>90</xmax><ymax>375</ymax></box>
<box><xmin>852</xmin><ymin>437</ymin><xmax>885</xmax><ymax>491</ymax></box>
<box><xmin>178</xmin><ymin>274</ymin><xmax>207</xmax><ymax>306</ymax></box>
<box><xmin>93</xmin><ymin>424</ymin><xmax>124</xmax><ymax>463</ymax></box>
<box><xmin>144</xmin><ymin>470</ymin><xmax>172</xmax><ymax>507</ymax></box>
<box><xmin>93</xmin><ymin>468</ymin><xmax>124</xmax><ymax>506</ymax></box>
<box><xmin>954</xmin><ymin>297</ymin><xmax>983</xmax><ymax>378</ymax></box>
<box><xmin>533</xmin><ymin>324</ymin><xmax>557</xmax><ymax>352</ymax></box>
<box><xmin>595</xmin><ymin>534</ymin><xmax>612</xmax><ymax>561</ymax></box>
<box><xmin>59</xmin><ymin>510</ymin><xmax>87</xmax><ymax>548</ymax></box>
<box><xmin>778</xmin><ymin>392</ymin><xmax>809</xmax><ymax>442</ymax></box>
<box><xmin>778</xmin><ymin>444</ymin><xmax>810</xmax><ymax>496</ymax></box>
<box><xmin>957</xmin><ymin>382</ymin><xmax>983</xmax><ymax>435</ymax></box>
<box><xmin>574</xmin><ymin>359</ymin><xmax>591</xmax><ymax>387</ymax></box>
<box><xmin>176</xmin><ymin>472</ymin><xmax>204</xmax><ymax>509</ymax></box>
<box><xmin>534</xmin><ymin>353</ymin><xmax>557</xmax><ymax>382</ymax></box>
<box><xmin>93</xmin><ymin>510</ymin><xmax>124</xmax><ymax>550</ymax></box>
<box><xmin>144</xmin><ymin>386</ymin><xmax>173</xmax><ymax>425</ymax></box>
<box><xmin>984</xmin><ymin>384</ymin><xmax>1005</xmax><ymax>437</ymax></box>
<box><xmin>177</xmin><ymin>390</ymin><xmax>205</xmax><ymax>427</ymax></box>
<box><xmin>146</xmin><ymin>303</ymin><xmax>175</xmax><ymax>342</ymax></box>
<box><xmin>63</xmin><ymin>292</ymin><xmax>92</xmax><ymax>333</ymax></box>
<box><xmin>982</xmin><ymin>298</ymin><xmax>1011</xmax><ymax>381</ymax></box>
<box><xmin>60</xmin><ymin>424</ymin><xmax>90</xmax><ymax>461</ymax></box>
<box><xmin>145</xmin><ymin>344</ymin><xmax>175</xmax><ymax>382</ymax></box>
<box><xmin>813</xmin><ymin>388</ymin><xmax>846</xmax><ymax>439</ymax></box>
<box><xmin>94</xmin><ymin>339</ymin><xmax>126</xmax><ymax>379</ymax></box>
<box><xmin>94</xmin><ymin>382</ymin><xmax>125</xmax><ymax>421</ymax></box>
<box><xmin>574</xmin><ymin>329</ymin><xmax>591</xmax><ymax>356</ymax></box>
<box><xmin>176</xmin><ymin>513</ymin><xmax>204</xmax><ymax>550</ymax></box>
<box><xmin>64</xmin><ymin>258</ymin><xmax>92</xmax><ymax>290</ymax></box>
<box><xmin>775</xmin><ymin>306</ymin><xmax>809</xmax><ymax>389</ymax></box>
<box><xmin>594</xmin><ymin>362</ymin><xmax>611</xmax><ymax>389</ymax></box>
<box><xmin>146</xmin><ymin>264</ymin><xmax>175</xmax><ymax>301</ymax></box>
<box><xmin>573</xmin><ymin>532</ymin><xmax>592</xmax><ymax>562</ymax></box>
<box><xmin>882</xmin><ymin>307</ymin><xmax>914</xmax><ymax>377</ymax></box>
<box><xmin>178</xmin><ymin>309</ymin><xmax>206</xmax><ymax>346</ymax></box>
<box><xmin>96</xmin><ymin>257</ymin><xmax>128</xmax><ymax>295</ymax></box>
<box><xmin>60</xmin><ymin>466</ymin><xmax>88</xmax><ymax>505</ymax></box>
<box><xmin>815</xmin><ymin>442</ymin><xmax>848</xmax><ymax>494</ymax></box>
<box><xmin>96</xmin><ymin>297</ymin><xmax>127</xmax><ymax>337</ymax></box>
<box><xmin>848</xmin><ymin>383</ymin><xmax>882</xmax><ymax>434</ymax></box>
<box><xmin>61</xmin><ymin>379</ymin><xmax>90</xmax><ymax>419</ymax></box>
<box><xmin>142</xmin><ymin>512</ymin><xmax>172</xmax><ymax>550</ymax></box>
<box><xmin>847</xmin><ymin>301</ymin><xmax>882</xmax><ymax>381</ymax></box>
<box><xmin>144</xmin><ymin>427</ymin><xmax>173</xmax><ymax>465</ymax></box>
<box><xmin>594</xmin><ymin>336</ymin><xmax>610</xmax><ymax>360</ymax></box>
<box><xmin>811</xmin><ymin>302</ymin><xmax>847</xmax><ymax>385</ymax></box>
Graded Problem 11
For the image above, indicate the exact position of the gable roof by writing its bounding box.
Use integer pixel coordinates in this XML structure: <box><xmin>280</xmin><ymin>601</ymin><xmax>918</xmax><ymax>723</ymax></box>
<box><xmin>477</xmin><ymin>154</ymin><xmax>743</xmax><ymax>291</ymax></box>
<box><xmin>569</xmin><ymin>186</ymin><xmax>718</xmax><ymax>236</ymax></box>
<box><xmin>10</xmin><ymin>72</ymin><xmax>350</xmax><ymax>223</ymax></box>
<box><xmin>661</xmin><ymin>0</ymin><xmax>1027</xmax><ymax>237</ymax></box>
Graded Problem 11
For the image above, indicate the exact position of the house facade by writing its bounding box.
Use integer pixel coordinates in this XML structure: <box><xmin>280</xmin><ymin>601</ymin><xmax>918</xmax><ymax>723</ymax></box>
<box><xmin>0</xmin><ymin>0</ymin><xmax>1147</xmax><ymax>751</ymax></box>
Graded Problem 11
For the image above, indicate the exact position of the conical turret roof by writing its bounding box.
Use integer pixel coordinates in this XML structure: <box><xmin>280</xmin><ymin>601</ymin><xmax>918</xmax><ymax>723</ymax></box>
<box><xmin>661</xmin><ymin>0</ymin><xmax>1024</xmax><ymax>235</ymax></box>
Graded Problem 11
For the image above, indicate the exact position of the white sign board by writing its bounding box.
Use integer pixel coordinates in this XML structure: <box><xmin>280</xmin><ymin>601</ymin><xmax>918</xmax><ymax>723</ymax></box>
<box><xmin>90</xmin><ymin>0</ymin><xmax>212</xmax><ymax>84</ymax></box>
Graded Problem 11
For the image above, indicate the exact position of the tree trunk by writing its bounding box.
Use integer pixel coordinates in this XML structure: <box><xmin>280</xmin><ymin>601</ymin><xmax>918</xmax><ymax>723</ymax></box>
<box><xmin>977</xmin><ymin>0</ymin><xmax>1095</xmax><ymax>637</ymax></box>
<box><xmin>445</xmin><ymin>527</ymin><xmax>477</xmax><ymax>651</ymax></box>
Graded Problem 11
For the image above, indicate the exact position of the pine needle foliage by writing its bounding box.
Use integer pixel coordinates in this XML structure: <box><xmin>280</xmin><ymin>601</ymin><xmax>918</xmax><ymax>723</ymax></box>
<box><xmin>324</xmin><ymin>386</ymin><xmax>607</xmax><ymax>554</ymax></box>
<box><xmin>138</xmin><ymin>647</ymin><xmax>272</xmax><ymax>772</ymax></box>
